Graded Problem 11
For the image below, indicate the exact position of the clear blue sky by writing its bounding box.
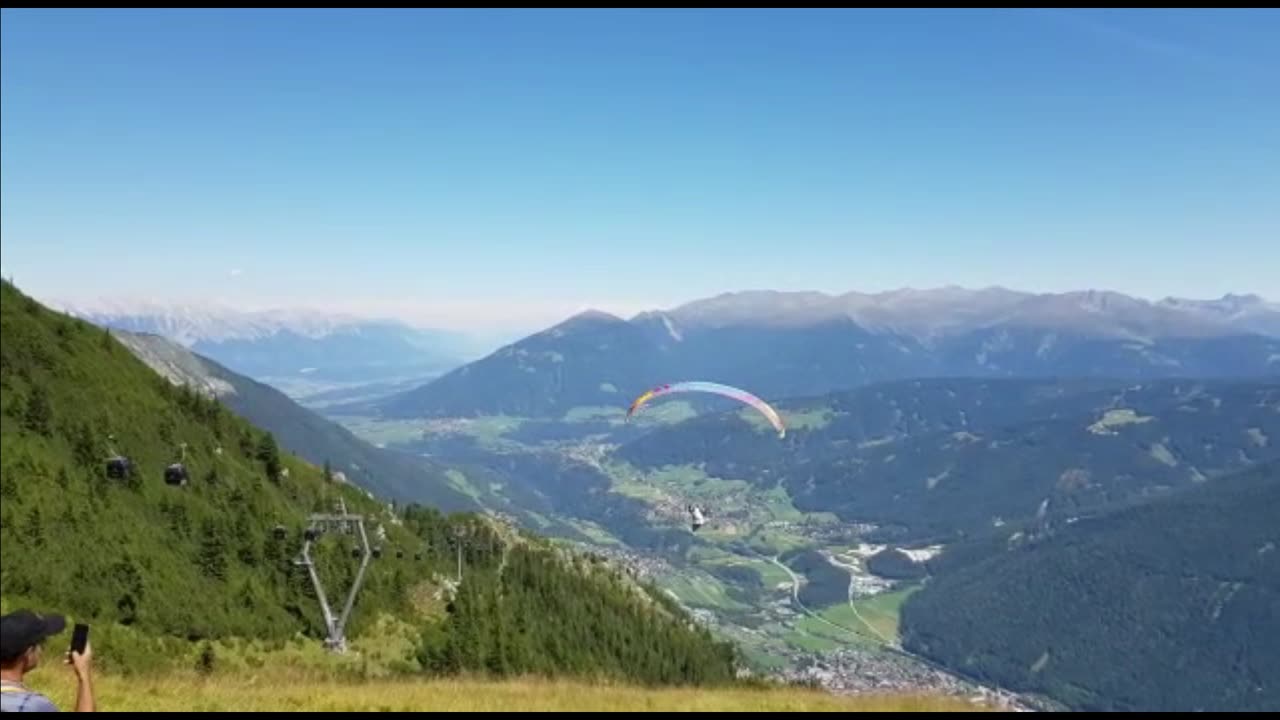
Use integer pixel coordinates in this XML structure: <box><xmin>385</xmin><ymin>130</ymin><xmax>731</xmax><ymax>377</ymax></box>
<box><xmin>2</xmin><ymin>9</ymin><xmax>1277</xmax><ymax>330</ymax></box>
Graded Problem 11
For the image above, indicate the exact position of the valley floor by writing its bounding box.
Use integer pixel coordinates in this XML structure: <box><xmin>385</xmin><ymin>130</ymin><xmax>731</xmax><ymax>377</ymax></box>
<box><xmin>36</xmin><ymin>672</ymin><xmax>997</xmax><ymax>712</ymax></box>
<box><xmin>331</xmin><ymin>413</ymin><xmax>1028</xmax><ymax>706</ymax></box>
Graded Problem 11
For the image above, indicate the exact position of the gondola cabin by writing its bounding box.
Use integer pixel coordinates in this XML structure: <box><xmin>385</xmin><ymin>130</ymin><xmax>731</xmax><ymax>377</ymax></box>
<box><xmin>164</xmin><ymin>463</ymin><xmax>188</xmax><ymax>486</ymax></box>
<box><xmin>105</xmin><ymin>456</ymin><xmax>132</xmax><ymax>480</ymax></box>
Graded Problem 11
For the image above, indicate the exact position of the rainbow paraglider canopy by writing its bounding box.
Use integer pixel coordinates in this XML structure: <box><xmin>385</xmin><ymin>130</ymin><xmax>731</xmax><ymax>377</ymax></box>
<box><xmin>625</xmin><ymin>381</ymin><xmax>786</xmax><ymax>438</ymax></box>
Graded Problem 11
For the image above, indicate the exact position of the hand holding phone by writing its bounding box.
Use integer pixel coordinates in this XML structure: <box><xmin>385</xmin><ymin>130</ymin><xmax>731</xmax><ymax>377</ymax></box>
<box><xmin>70</xmin><ymin>623</ymin><xmax>89</xmax><ymax>655</ymax></box>
<box><xmin>65</xmin><ymin>623</ymin><xmax>92</xmax><ymax>681</ymax></box>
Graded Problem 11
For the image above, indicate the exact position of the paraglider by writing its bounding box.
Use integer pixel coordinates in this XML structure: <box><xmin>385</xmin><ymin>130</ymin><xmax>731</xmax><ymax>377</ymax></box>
<box><xmin>625</xmin><ymin>381</ymin><xmax>785</xmax><ymax>535</ymax></box>
<box><xmin>626</xmin><ymin>381</ymin><xmax>786</xmax><ymax>438</ymax></box>
<box><xmin>687</xmin><ymin>505</ymin><xmax>707</xmax><ymax>532</ymax></box>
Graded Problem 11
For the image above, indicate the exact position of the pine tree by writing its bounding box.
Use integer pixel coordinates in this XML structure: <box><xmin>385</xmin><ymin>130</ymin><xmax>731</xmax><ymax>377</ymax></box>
<box><xmin>116</xmin><ymin>593</ymin><xmax>139</xmax><ymax>626</ymax></box>
<box><xmin>0</xmin><ymin>466</ymin><xmax>19</xmax><ymax>500</ymax></box>
<box><xmin>163</xmin><ymin>500</ymin><xmax>191</xmax><ymax>539</ymax></box>
<box><xmin>257</xmin><ymin>432</ymin><xmax>282</xmax><ymax>483</ymax></box>
<box><xmin>71</xmin><ymin>422</ymin><xmax>97</xmax><ymax>469</ymax></box>
<box><xmin>197</xmin><ymin>519</ymin><xmax>228</xmax><ymax>581</ymax></box>
<box><xmin>24</xmin><ymin>506</ymin><xmax>44</xmax><ymax>548</ymax></box>
<box><xmin>23</xmin><ymin>386</ymin><xmax>52</xmax><ymax>436</ymax></box>
<box><xmin>112</xmin><ymin>557</ymin><xmax>145</xmax><ymax>626</ymax></box>
<box><xmin>196</xmin><ymin>642</ymin><xmax>217</xmax><ymax>675</ymax></box>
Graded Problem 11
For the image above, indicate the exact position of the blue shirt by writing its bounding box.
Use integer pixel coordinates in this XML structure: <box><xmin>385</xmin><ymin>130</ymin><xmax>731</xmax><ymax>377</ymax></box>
<box><xmin>0</xmin><ymin>681</ymin><xmax>59</xmax><ymax>712</ymax></box>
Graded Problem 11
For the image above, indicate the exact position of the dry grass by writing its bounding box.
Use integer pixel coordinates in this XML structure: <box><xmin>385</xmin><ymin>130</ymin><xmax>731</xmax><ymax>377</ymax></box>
<box><xmin>35</xmin><ymin>671</ymin><xmax>996</xmax><ymax>712</ymax></box>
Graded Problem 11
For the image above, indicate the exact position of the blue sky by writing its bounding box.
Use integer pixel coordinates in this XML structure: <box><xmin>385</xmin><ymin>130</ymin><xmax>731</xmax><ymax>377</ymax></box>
<box><xmin>2</xmin><ymin>9</ymin><xmax>1277</xmax><ymax>330</ymax></box>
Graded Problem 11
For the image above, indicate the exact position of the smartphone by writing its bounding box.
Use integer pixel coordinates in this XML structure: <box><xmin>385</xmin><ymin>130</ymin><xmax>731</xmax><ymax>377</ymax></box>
<box><xmin>70</xmin><ymin>623</ymin><xmax>89</xmax><ymax>655</ymax></box>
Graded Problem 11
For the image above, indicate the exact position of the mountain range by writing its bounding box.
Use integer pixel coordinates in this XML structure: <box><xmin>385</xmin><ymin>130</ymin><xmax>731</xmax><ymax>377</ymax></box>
<box><xmin>50</xmin><ymin>300</ymin><xmax>493</xmax><ymax>387</ymax></box>
<box><xmin>370</xmin><ymin>287</ymin><xmax>1280</xmax><ymax>419</ymax></box>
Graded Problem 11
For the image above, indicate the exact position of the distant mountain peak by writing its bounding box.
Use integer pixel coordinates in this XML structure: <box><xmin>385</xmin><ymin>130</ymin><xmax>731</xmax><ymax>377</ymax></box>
<box><xmin>1154</xmin><ymin>293</ymin><xmax>1280</xmax><ymax>336</ymax></box>
<box><xmin>1059</xmin><ymin>289</ymin><xmax>1150</xmax><ymax>312</ymax></box>
<box><xmin>567</xmin><ymin>309</ymin><xmax>623</xmax><ymax>322</ymax></box>
<box><xmin>1160</xmin><ymin>292</ymin><xmax>1271</xmax><ymax>306</ymax></box>
<box><xmin>548</xmin><ymin>309</ymin><xmax>627</xmax><ymax>332</ymax></box>
<box><xmin>668</xmin><ymin>290</ymin><xmax>840</xmax><ymax>328</ymax></box>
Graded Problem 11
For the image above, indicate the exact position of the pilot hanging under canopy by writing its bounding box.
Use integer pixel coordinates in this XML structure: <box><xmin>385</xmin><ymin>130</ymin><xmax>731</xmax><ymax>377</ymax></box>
<box><xmin>688</xmin><ymin>504</ymin><xmax>707</xmax><ymax>532</ymax></box>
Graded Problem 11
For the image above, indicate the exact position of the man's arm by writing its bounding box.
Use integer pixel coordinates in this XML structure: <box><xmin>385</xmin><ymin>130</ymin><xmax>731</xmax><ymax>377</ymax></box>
<box><xmin>73</xmin><ymin>675</ymin><xmax>94</xmax><ymax>713</ymax></box>
<box><xmin>67</xmin><ymin>643</ymin><xmax>95</xmax><ymax>712</ymax></box>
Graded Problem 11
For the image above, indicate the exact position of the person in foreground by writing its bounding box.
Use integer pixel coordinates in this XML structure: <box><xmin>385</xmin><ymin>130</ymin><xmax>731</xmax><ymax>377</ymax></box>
<box><xmin>0</xmin><ymin>610</ymin><xmax>95</xmax><ymax>712</ymax></box>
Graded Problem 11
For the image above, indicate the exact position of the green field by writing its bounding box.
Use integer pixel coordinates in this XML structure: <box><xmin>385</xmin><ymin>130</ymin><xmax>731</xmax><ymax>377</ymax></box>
<box><xmin>815</xmin><ymin>604</ymin><xmax>888</xmax><ymax>647</ymax></box>
<box><xmin>452</xmin><ymin>416</ymin><xmax>527</xmax><ymax>446</ymax></box>
<box><xmin>660</xmin><ymin>571</ymin><xmax>752</xmax><ymax>611</ymax></box>
<box><xmin>787</xmin><ymin>613</ymin><xmax>865</xmax><ymax>652</ymax></box>
<box><xmin>742</xmin><ymin>649</ymin><xmax>792</xmax><ymax>672</ymax></box>
<box><xmin>611</xmin><ymin>478</ymin><xmax>668</xmax><ymax>502</ymax></box>
<box><xmin>746</xmin><ymin>528</ymin><xmax>814</xmax><ymax>556</ymax></box>
<box><xmin>649</xmin><ymin>465</ymin><xmax>753</xmax><ymax>496</ymax></box>
<box><xmin>563</xmin><ymin>405</ymin><xmax>627</xmax><ymax>422</ymax></box>
<box><xmin>784</xmin><ymin>628</ymin><xmax>844</xmax><ymax>654</ymax></box>
<box><xmin>761</xmin><ymin>484</ymin><xmax>807</xmax><ymax>522</ymax></box>
<box><xmin>668</xmin><ymin>550</ymin><xmax>912</xmax><ymax>660</ymax></box>
<box><xmin>805</xmin><ymin>586</ymin><xmax>919</xmax><ymax>647</ymax></box>
<box><xmin>607</xmin><ymin>460</ymin><xmax>670</xmax><ymax>502</ymax></box>
<box><xmin>333</xmin><ymin>414</ymin><xmax>527</xmax><ymax>449</ymax></box>
<box><xmin>686</xmin><ymin>544</ymin><xmax>733</xmax><ymax>563</ymax></box>
<box><xmin>605</xmin><ymin>462</ymin><xmax>769</xmax><ymax>528</ymax></box>
<box><xmin>567</xmin><ymin>518</ymin><xmax>623</xmax><ymax>546</ymax></box>
<box><xmin>633</xmin><ymin>400</ymin><xmax>699</xmax><ymax>426</ymax></box>
<box><xmin>600</xmin><ymin>461</ymin><xmax>834</xmax><ymax>543</ymax></box>
<box><xmin>688</xmin><ymin>545</ymin><xmax>794</xmax><ymax>590</ymax></box>
<box><xmin>781</xmin><ymin>407</ymin><xmax>839</xmax><ymax>431</ymax></box>
<box><xmin>853</xmin><ymin>587</ymin><xmax>918</xmax><ymax>642</ymax></box>
<box><xmin>330</xmin><ymin>415</ymin><xmax>429</xmax><ymax>447</ymax></box>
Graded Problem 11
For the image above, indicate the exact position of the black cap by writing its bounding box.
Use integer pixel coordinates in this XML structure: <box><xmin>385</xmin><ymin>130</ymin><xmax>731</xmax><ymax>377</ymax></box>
<box><xmin>0</xmin><ymin>610</ymin><xmax>66</xmax><ymax>663</ymax></box>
